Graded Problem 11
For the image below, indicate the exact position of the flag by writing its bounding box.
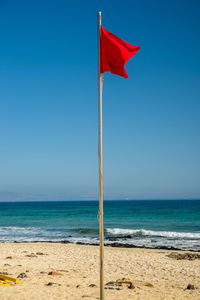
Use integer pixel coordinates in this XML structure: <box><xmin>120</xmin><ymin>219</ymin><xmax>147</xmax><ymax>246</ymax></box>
<box><xmin>100</xmin><ymin>26</ymin><xmax>140</xmax><ymax>78</ymax></box>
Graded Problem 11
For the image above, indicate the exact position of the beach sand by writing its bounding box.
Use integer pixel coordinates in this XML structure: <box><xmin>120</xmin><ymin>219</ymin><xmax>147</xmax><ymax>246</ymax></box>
<box><xmin>0</xmin><ymin>243</ymin><xmax>200</xmax><ymax>300</ymax></box>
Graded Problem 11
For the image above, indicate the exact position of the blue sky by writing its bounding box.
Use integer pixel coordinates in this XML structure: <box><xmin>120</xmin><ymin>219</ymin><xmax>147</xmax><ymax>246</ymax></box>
<box><xmin>0</xmin><ymin>0</ymin><xmax>199</xmax><ymax>201</ymax></box>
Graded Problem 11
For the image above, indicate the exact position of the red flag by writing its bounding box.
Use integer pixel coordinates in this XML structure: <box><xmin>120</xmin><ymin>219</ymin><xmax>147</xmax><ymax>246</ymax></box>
<box><xmin>100</xmin><ymin>26</ymin><xmax>140</xmax><ymax>78</ymax></box>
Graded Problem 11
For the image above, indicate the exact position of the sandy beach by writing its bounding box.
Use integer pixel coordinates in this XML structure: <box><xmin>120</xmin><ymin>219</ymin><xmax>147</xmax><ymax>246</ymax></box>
<box><xmin>0</xmin><ymin>243</ymin><xmax>199</xmax><ymax>299</ymax></box>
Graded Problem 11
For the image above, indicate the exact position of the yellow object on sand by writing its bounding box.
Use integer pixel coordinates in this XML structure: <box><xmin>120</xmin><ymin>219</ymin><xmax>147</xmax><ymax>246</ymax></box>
<box><xmin>0</xmin><ymin>273</ymin><xmax>22</xmax><ymax>286</ymax></box>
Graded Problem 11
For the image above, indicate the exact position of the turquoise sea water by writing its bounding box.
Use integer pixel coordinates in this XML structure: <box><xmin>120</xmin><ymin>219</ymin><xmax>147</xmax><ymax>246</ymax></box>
<box><xmin>0</xmin><ymin>200</ymin><xmax>200</xmax><ymax>250</ymax></box>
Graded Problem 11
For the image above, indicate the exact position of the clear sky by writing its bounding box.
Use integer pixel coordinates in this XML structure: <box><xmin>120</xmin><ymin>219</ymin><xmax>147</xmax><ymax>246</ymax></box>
<box><xmin>0</xmin><ymin>0</ymin><xmax>199</xmax><ymax>201</ymax></box>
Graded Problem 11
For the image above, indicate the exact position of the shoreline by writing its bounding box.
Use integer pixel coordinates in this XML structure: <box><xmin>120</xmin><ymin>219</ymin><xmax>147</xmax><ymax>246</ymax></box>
<box><xmin>1</xmin><ymin>240</ymin><xmax>199</xmax><ymax>252</ymax></box>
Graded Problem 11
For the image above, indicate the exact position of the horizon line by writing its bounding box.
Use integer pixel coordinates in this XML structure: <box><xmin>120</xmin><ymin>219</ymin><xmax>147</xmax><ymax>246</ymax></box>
<box><xmin>0</xmin><ymin>199</ymin><xmax>200</xmax><ymax>203</ymax></box>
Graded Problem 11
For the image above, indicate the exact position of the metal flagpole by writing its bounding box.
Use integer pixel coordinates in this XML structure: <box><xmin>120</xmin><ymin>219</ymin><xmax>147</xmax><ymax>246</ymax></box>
<box><xmin>97</xmin><ymin>11</ymin><xmax>104</xmax><ymax>300</ymax></box>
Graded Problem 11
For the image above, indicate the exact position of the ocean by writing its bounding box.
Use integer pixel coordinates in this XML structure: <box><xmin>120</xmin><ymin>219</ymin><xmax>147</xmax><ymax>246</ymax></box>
<box><xmin>0</xmin><ymin>200</ymin><xmax>200</xmax><ymax>251</ymax></box>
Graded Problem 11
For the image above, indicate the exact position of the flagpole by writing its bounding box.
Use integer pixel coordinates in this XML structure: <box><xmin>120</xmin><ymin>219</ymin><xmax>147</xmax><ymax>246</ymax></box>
<box><xmin>98</xmin><ymin>11</ymin><xmax>104</xmax><ymax>300</ymax></box>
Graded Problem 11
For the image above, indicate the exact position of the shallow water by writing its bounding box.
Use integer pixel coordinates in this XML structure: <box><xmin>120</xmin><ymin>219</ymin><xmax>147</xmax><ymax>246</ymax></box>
<box><xmin>0</xmin><ymin>200</ymin><xmax>199</xmax><ymax>250</ymax></box>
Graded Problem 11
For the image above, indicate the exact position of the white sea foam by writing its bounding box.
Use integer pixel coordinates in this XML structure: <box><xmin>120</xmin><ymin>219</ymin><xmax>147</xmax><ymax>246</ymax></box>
<box><xmin>0</xmin><ymin>226</ymin><xmax>43</xmax><ymax>235</ymax></box>
<box><xmin>67</xmin><ymin>236</ymin><xmax>99</xmax><ymax>245</ymax></box>
<box><xmin>64</xmin><ymin>236</ymin><xmax>200</xmax><ymax>251</ymax></box>
<box><xmin>106</xmin><ymin>228</ymin><xmax>200</xmax><ymax>239</ymax></box>
<box><xmin>0</xmin><ymin>226</ymin><xmax>200</xmax><ymax>250</ymax></box>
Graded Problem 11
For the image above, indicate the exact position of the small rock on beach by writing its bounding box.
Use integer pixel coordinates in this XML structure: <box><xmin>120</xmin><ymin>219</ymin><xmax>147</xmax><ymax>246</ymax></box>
<box><xmin>186</xmin><ymin>284</ymin><xmax>195</xmax><ymax>290</ymax></box>
<box><xmin>17</xmin><ymin>272</ymin><xmax>28</xmax><ymax>278</ymax></box>
<box><xmin>48</xmin><ymin>271</ymin><xmax>63</xmax><ymax>276</ymax></box>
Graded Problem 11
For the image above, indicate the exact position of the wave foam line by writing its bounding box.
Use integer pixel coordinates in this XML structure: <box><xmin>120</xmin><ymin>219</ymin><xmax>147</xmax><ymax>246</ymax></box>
<box><xmin>106</xmin><ymin>228</ymin><xmax>200</xmax><ymax>239</ymax></box>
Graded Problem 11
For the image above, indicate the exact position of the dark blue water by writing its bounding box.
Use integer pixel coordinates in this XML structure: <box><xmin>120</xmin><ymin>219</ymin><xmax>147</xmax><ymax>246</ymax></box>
<box><xmin>0</xmin><ymin>200</ymin><xmax>200</xmax><ymax>250</ymax></box>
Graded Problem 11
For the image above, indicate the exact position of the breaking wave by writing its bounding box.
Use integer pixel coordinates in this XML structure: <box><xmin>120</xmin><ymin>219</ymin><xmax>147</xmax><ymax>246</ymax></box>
<box><xmin>0</xmin><ymin>226</ymin><xmax>200</xmax><ymax>250</ymax></box>
<box><xmin>106</xmin><ymin>228</ymin><xmax>200</xmax><ymax>239</ymax></box>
